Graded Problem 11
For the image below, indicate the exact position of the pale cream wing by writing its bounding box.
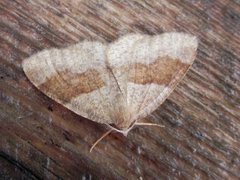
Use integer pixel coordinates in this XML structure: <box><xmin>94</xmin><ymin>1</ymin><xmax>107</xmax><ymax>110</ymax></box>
<box><xmin>108</xmin><ymin>33</ymin><xmax>198</xmax><ymax>125</ymax></box>
<box><xmin>23</xmin><ymin>33</ymin><xmax>198</xmax><ymax>130</ymax></box>
<box><xmin>22</xmin><ymin>41</ymin><xmax>121</xmax><ymax>125</ymax></box>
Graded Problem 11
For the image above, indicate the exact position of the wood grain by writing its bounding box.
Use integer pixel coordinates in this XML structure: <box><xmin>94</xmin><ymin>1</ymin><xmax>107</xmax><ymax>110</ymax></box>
<box><xmin>0</xmin><ymin>0</ymin><xmax>239</xmax><ymax>179</ymax></box>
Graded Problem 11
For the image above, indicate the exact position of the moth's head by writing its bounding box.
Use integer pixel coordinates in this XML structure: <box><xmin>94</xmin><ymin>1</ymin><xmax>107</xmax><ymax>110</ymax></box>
<box><xmin>108</xmin><ymin>119</ymin><xmax>136</xmax><ymax>136</ymax></box>
<box><xmin>105</xmin><ymin>104</ymin><xmax>136</xmax><ymax>135</ymax></box>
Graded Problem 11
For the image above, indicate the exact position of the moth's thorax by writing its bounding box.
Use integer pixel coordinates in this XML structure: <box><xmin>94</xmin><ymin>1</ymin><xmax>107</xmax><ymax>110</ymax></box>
<box><xmin>112</xmin><ymin>106</ymin><xmax>135</xmax><ymax>131</ymax></box>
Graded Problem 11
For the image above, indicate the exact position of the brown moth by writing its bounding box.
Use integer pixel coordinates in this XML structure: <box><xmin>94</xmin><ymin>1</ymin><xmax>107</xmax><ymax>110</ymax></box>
<box><xmin>23</xmin><ymin>33</ymin><xmax>198</xmax><ymax>151</ymax></box>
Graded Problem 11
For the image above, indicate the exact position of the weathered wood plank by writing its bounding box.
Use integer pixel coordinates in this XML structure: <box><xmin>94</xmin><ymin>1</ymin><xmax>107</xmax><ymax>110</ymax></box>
<box><xmin>0</xmin><ymin>0</ymin><xmax>240</xmax><ymax>179</ymax></box>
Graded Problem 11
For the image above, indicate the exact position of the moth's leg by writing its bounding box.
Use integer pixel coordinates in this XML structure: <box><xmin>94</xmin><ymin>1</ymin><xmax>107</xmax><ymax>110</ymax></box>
<box><xmin>90</xmin><ymin>129</ymin><xmax>113</xmax><ymax>152</ymax></box>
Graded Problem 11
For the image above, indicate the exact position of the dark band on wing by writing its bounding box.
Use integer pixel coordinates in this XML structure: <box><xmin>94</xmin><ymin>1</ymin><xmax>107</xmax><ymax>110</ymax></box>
<box><xmin>128</xmin><ymin>56</ymin><xmax>189</xmax><ymax>85</ymax></box>
<box><xmin>37</xmin><ymin>69</ymin><xmax>105</xmax><ymax>103</ymax></box>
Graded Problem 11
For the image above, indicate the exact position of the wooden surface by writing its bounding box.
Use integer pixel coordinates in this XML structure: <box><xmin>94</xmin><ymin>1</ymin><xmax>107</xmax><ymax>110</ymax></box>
<box><xmin>0</xmin><ymin>0</ymin><xmax>240</xmax><ymax>179</ymax></box>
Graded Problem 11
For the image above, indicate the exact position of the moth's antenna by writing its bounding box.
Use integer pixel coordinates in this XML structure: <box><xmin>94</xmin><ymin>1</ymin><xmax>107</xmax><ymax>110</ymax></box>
<box><xmin>90</xmin><ymin>123</ymin><xmax>164</xmax><ymax>152</ymax></box>
<box><xmin>90</xmin><ymin>129</ymin><xmax>113</xmax><ymax>152</ymax></box>
<box><xmin>135</xmin><ymin>122</ymin><xmax>165</xmax><ymax>128</ymax></box>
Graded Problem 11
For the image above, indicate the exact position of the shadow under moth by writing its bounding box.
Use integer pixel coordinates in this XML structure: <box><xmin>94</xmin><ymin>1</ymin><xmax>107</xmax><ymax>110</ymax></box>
<box><xmin>22</xmin><ymin>33</ymin><xmax>198</xmax><ymax>152</ymax></box>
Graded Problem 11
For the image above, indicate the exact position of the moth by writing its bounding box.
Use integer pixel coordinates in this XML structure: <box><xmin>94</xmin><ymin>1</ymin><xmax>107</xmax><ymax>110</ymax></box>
<box><xmin>23</xmin><ymin>33</ymin><xmax>198</xmax><ymax>151</ymax></box>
